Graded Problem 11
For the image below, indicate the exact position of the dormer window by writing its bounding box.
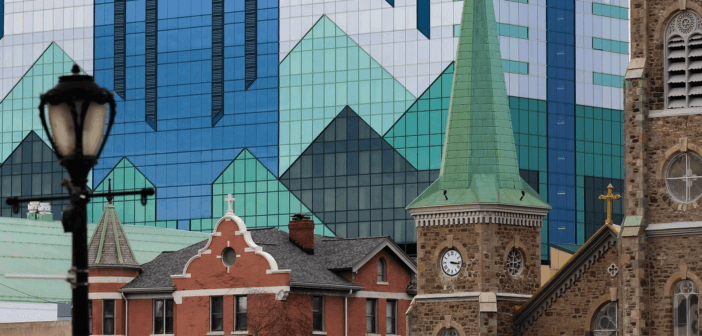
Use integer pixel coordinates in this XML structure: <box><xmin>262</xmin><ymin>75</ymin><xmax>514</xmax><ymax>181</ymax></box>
<box><xmin>665</xmin><ymin>11</ymin><xmax>702</xmax><ymax>109</ymax></box>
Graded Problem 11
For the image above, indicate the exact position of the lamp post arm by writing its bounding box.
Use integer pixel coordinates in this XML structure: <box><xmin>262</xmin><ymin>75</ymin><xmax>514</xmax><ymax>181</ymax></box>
<box><xmin>5</xmin><ymin>188</ymin><xmax>155</xmax><ymax>214</ymax></box>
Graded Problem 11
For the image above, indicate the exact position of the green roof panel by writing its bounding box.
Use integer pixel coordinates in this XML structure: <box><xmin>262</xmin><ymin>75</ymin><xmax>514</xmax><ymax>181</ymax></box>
<box><xmin>0</xmin><ymin>216</ymin><xmax>209</xmax><ymax>303</ymax></box>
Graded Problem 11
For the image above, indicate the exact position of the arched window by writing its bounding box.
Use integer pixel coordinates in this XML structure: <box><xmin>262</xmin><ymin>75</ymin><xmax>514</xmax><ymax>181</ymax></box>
<box><xmin>665</xmin><ymin>11</ymin><xmax>702</xmax><ymax>109</ymax></box>
<box><xmin>592</xmin><ymin>302</ymin><xmax>618</xmax><ymax>336</ymax></box>
<box><xmin>674</xmin><ymin>280</ymin><xmax>699</xmax><ymax>336</ymax></box>
<box><xmin>441</xmin><ymin>328</ymin><xmax>459</xmax><ymax>336</ymax></box>
<box><xmin>665</xmin><ymin>152</ymin><xmax>702</xmax><ymax>204</ymax></box>
<box><xmin>377</xmin><ymin>258</ymin><xmax>387</xmax><ymax>283</ymax></box>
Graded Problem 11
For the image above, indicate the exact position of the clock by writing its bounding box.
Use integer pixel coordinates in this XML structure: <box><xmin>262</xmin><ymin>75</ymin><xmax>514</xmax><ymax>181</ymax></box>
<box><xmin>441</xmin><ymin>249</ymin><xmax>462</xmax><ymax>276</ymax></box>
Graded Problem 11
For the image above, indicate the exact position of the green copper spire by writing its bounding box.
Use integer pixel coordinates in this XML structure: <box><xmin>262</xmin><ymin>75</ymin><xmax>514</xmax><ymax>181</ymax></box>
<box><xmin>408</xmin><ymin>0</ymin><xmax>550</xmax><ymax>209</ymax></box>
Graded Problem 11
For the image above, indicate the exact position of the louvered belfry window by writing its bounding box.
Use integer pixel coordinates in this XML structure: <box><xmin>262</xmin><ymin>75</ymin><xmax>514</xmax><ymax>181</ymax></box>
<box><xmin>666</xmin><ymin>11</ymin><xmax>702</xmax><ymax>109</ymax></box>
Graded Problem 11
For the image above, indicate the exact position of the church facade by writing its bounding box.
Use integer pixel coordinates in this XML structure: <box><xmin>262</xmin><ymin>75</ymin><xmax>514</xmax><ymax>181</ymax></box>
<box><xmin>405</xmin><ymin>0</ymin><xmax>702</xmax><ymax>335</ymax></box>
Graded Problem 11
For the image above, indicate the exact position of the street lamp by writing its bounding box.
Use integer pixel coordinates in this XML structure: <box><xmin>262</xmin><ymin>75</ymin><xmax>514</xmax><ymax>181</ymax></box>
<box><xmin>6</xmin><ymin>64</ymin><xmax>154</xmax><ymax>336</ymax></box>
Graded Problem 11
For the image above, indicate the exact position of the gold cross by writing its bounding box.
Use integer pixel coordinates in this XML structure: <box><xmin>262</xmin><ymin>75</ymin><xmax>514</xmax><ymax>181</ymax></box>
<box><xmin>599</xmin><ymin>183</ymin><xmax>621</xmax><ymax>225</ymax></box>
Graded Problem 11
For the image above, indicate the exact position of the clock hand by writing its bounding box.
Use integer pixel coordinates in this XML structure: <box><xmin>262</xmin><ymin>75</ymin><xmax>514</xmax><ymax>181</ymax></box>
<box><xmin>450</xmin><ymin>261</ymin><xmax>460</xmax><ymax>265</ymax></box>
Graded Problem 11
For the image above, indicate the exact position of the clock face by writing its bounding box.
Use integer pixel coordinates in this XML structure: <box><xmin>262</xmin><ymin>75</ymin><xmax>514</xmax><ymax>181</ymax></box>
<box><xmin>441</xmin><ymin>249</ymin><xmax>462</xmax><ymax>276</ymax></box>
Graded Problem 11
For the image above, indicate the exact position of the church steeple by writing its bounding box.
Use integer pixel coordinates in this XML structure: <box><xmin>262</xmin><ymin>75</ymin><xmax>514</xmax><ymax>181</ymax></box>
<box><xmin>407</xmin><ymin>0</ymin><xmax>549</xmax><ymax>210</ymax></box>
<box><xmin>406</xmin><ymin>0</ymin><xmax>552</xmax><ymax>333</ymax></box>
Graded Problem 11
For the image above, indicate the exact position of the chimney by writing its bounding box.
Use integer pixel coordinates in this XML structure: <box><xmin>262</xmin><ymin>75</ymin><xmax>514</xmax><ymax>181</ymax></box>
<box><xmin>37</xmin><ymin>203</ymin><xmax>53</xmax><ymax>221</ymax></box>
<box><xmin>288</xmin><ymin>213</ymin><xmax>315</xmax><ymax>254</ymax></box>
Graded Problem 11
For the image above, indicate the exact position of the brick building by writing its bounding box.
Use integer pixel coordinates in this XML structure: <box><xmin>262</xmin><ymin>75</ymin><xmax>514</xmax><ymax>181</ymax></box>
<box><xmin>404</xmin><ymin>0</ymin><xmax>702</xmax><ymax>335</ymax></box>
<box><xmin>87</xmin><ymin>196</ymin><xmax>417</xmax><ymax>336</ymax></box>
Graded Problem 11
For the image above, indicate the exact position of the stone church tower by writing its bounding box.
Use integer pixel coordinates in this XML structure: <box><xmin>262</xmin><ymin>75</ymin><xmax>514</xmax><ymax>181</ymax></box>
<box><xmin>405</xmin><ymin>0</ymin><xmax>551</xmax><ymax>334</ymax></box>
<box><xmin>622</xmin><ymin>1</ymin><xmax>702</xmax><ymax>335</ymax></box>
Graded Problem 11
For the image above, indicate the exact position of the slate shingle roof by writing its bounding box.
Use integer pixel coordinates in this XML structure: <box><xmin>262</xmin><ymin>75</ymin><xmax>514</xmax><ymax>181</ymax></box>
<box><xmin>122</xmin><ymin>227</ymin><xmax>416</xmax><ymax>291</ymax></box>
<box><xmin>121</xmin><ymin>240</ymin><xmax>207</xmax><ymax>290</ymax></box>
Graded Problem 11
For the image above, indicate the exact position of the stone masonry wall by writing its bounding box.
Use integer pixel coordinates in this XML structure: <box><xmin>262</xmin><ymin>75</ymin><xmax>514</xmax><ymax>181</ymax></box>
<box><xmin>522</xmin><ymin>244</ymin><xmax>619</xmax><ymax>336</ymax></box>
<box><xmin>645</xmin><ymin>114</ymin><xmax>702</xmax><ymax>223</ymax></box>
<box><xmin>417</xmin><ymin>224</ymin><xmax>480</xmax><ymax>294</ymax></box>
<box><xmin>646</xmin><ymin>235</ymin><xmax>702</xmax><ymax>335</ymax></box>
<box><xmin>488</xmin><ymin>224</ymin><xmax>541</xmax><ymax>294</ymax></box>
<box><xmin>417</xmin><ymin>223</ymin><xmax>541</xmax><ymax>295</ymax></box>
<box><xmin>407</xmin><ymin>300</ymin><xmax>480</xmax><ymax>336</ymax></box>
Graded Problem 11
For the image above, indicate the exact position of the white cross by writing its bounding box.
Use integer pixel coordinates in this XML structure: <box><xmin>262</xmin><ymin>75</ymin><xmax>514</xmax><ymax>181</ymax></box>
<box><xmin>225</xmin><ymin>194</ymin><xmax>235</xmax><ymax>214</ymax></box>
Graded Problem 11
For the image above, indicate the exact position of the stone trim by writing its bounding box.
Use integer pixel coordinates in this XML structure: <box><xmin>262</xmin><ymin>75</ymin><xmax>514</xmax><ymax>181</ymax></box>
<box><xmin>171</xmin><ymin>286</ymin><xmax>290</xmax><ymax>304</ymax></box>
<box><xmin>411</xmin><ymin>209</ymin><xmax>545</xmax><ymax>227</ymax></box>
<box><xmin>646</xmin><ymin>221</ymin><xmax>702</xmax><ymax>237</ymax></box>
<box><xmin>649</xmin><ymin>108</ymin><xmax>702</xmax><ymax>118</ymax></box>
<box><xmin>654</xmin><ymin>3</ymin><xmax>702</xmax><ymax>44</ymax></box>
<box><xmin>515</xmin><ymin>226</ymin><xmax>618</xmax><ymax>334</ymax></box>
<box><xmin>584</xmin><ymin>295</ymin><xmax>616</xmax><ymax>334</ymax></box>
<box><xmin>431</xmin><ymin>315</ymin><xmax>466</xmax><ymax>336</ymax></box>
<box><xmin>414</xmin><ymin>292</ymin><xmax>531</xmax><ymax>302</ymax></box>
<box><xmin>664</xmin><ymin>266</ymin><xmax>702</xmax><ymax>296</ymax></box>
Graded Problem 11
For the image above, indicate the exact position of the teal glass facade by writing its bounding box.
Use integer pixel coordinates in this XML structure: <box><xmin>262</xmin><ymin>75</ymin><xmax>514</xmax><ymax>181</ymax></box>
<box><xmin>0</xmin><ymin>0</ymin><xmax>628</xmax><ymax>260</ymax></box>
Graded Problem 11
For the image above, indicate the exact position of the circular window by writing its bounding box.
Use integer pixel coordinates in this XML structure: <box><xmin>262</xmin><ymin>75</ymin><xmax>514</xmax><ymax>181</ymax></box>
<box><xmin>222</xmin><ymin>247</ymin><xmax>237</xmax><ymax>267</ymax></box>
<box><xmin>441</xmin><ymin>328</ymin><xmax>459</xmax><ymax>336</ymax></box>
<box><xmin>506</xmin><ymin>249</ymin><xmax>523</xmax><ymax>277</ymax></box>
<box><xmin>666</xmin><ymin>152</ymin><xmax>702</xmax><ymax>204</ymax></box>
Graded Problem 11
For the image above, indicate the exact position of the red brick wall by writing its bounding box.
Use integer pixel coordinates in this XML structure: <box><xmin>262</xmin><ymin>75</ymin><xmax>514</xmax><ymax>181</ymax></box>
<box><xmin>173</xmin><ymin>219</ymin><xmax>290</xmax><ymax>290</ymax></box>
<box><xmin>95</xmin><ymin>217</ymin><xmax>414</xmax><ymax>335</ymax></box>
<box><xmin>90</xmin><ymin>299</ymin><xmax>126</xmax><ymax>336</ymax></box>
<box><xmin>354</xmin><ymin>249</ymin><xmax>413</xmax><ymax>293</ymax></box>
<box><xmin>523</xmin><ymin>245</ymin><xmax>618</xmax><ymax>336</ymax></box>
<box><xmin>126</xmin><ymin>298</ymin><xmax>153</xmax><ymax>335</ymax></box>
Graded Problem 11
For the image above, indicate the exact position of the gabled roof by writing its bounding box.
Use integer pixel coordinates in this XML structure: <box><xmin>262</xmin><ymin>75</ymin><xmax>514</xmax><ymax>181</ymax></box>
<box><xmin>88</xmin><ymin>203</ymin><xmax>139</xmax><ymax>268</ymax></box>
<box><xmin>318</xmin><ymin>236</ymin><xmax>417</xmax><ymax>274</ymax></box>
<box><xmin>515</xmin><ymin>224</ymin><xmax>619</xmax><ymax>333</ymax></box>
<box><xmin>123</xmin><ymin>227</ymin><xmax>417</xmax><ymax>292</ymax></box>
<box><xmin>407</xmin><ymin>0</ymin><xmax>549</xmax><ymax>209</ymax></box>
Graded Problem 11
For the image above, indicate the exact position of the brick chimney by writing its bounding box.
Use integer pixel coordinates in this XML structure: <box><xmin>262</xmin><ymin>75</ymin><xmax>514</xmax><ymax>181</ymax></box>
<box><xmin>289</xmin><ymin>213</ymin><xmax>314</xmax><ymax>254</ymax></box>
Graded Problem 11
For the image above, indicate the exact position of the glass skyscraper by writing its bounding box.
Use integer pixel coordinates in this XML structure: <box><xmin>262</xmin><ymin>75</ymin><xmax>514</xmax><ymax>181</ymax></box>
<box><xmin>0</xmin><ymin>0</ymin><xmax>628</xmax><ymax>260</ymax></box>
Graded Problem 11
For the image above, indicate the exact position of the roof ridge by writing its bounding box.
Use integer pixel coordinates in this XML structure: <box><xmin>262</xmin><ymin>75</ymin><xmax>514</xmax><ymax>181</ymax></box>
<box><xmin>515</xmin><ymin>224</ymin><xmax>618</xmax><ymax>331</ymax></box>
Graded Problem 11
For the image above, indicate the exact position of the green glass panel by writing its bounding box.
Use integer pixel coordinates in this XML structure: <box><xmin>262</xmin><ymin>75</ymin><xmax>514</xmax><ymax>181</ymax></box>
<box><xmin>210</xmin><ymin>149</ymin><xmax>332</xmax><ymax>235</ymax></box>
<box><xmin>0</xmin><ymin>43</ymin><xmax>82</xmax><ymax>165</ymax></box>
<box><xmin>87</xmin><ymin>158</ymin><xmax>157</xmax><ymax>228</ymax></box>
<box><xmin>279</xmin><ymin>16</ymin><xmax>416</xmax><ymax>174</ymax></box>
<box><xmin>592</xmin><ymin>37</ymin><xmax>629</xmax><ymax>55</ymax></box>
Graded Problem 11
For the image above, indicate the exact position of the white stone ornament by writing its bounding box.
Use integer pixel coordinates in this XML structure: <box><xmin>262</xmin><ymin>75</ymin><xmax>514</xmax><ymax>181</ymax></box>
<box><xmin>608</xmin><ymin>263</ymin><xmax>619</xmax><ymax>277</ymax></box>
<box><xmin>441</xmin><ymin>249</ymin><xmax>462</xmax><ymax>276</ymax></box>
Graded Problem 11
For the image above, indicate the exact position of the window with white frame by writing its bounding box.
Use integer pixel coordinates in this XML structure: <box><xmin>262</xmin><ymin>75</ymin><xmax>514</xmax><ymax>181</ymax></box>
<box><xmin>235</xmin><ymin>296</ymin><xmax>248</xmax><ymax>331</ymax></box>
<box><xmin>103</xmin><ymin>300</ymin><xmax>115</xmax><ymax>335</ymax></box>
<box><xmin>211</xmin><ymin>296</ymin><xmax>223</xmax><ymax>331</ymax></box>
<box><xmin>366</xmin><ymin>299</ymin><xmax>377</xmax><ymax>333</ymax></box>
<box><xmin>313</xmin><ymin>296</ymin><xmax>324</xmax><ymax>331</ymax></box>
<box><xmin>153</xmin><ymin>299</ymin><xmax>174</xmax><ymax>334</ymax></box>
<box><xmin>386</xmin><ymin>300</ymin><xmax>397</xmax><ymax>334</ymax></box>
<box><xmin>674</xmin><ymin>280</ymin><xmax>699</xmax><ymax>336</ymax></box>
<box><xmin>377</xmin><ymin>258</ymin><xmax>387</xmax><ymax>283</ymax></box>
<box><xmin>665</xmin><ymin>11</ymin><xmax>702</xmax><ymax>109</ymax></box>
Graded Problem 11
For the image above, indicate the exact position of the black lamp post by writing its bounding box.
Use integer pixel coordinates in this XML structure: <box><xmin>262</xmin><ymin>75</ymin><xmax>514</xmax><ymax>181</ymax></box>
<box><xmin>6</xmin><ymin>64</ymin><xmax>154</xmax><ymax>336</ymax></box>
